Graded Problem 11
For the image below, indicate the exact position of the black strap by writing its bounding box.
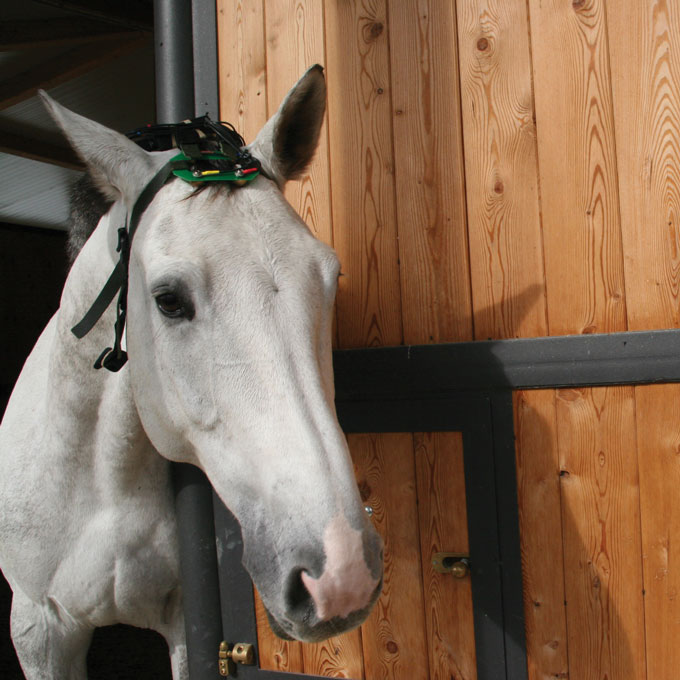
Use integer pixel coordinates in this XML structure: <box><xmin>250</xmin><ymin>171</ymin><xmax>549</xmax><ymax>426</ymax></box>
<box><xmin>71</xmin><ymin>160</ymin><xmax>175</xmax><ymax>343</ymax></box>
<box><xmin>71</xmin><ymin>259</ymin><xmax>127</xmax><ymax>338</ymax></box>
<box><xmin>126</xmin><ymin>159</ymin><xmax>176</xmax><ymax>246</ymax></box>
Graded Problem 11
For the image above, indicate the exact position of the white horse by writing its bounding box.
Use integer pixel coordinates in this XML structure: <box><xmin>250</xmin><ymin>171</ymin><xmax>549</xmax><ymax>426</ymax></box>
<box><xmin>0</xmin><ymin>66</ymin><xmax>383</xmax><ymax>679</ymax></box>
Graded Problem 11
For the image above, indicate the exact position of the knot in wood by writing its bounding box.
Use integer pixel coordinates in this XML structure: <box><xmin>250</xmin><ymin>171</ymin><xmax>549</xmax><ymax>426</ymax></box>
<box><xmin>367</xmin><ymin>21</ymin><xmax>384</xmax><ymax>40</ymax></box>
<box><xmin>558</xmin><ymin>388</ymin><xmax>583</xmax><ymax>402</ymax></box>
<box><xmin>477</xmin><ymin>37</ymin><xmax>489</xmax><ymax>52</ymax></box>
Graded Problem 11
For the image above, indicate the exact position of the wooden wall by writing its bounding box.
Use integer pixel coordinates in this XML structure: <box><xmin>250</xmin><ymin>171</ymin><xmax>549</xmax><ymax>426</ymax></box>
<box><xmin>216</xmin><ymin>1</ymin><xmax>680</xmax><ymax>678</ymax></box>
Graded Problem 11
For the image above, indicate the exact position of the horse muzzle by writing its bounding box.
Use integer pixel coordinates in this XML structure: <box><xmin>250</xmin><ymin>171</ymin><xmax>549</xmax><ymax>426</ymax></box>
<box><xmin>243</xmin><ymin>512</ymin><xmax>384</xmax><ymax>642</ymax></box>
<box><xmin>265</xmin><ymin>574</ymin><xmax>383</xmax><ymax>643</ymax></box>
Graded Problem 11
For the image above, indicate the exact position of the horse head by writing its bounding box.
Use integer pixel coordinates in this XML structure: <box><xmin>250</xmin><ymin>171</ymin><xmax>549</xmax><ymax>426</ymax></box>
<box><xmin>41</xmin><ymin>66</ymin><xmax>383</xmax><ymax>642</ymax></box>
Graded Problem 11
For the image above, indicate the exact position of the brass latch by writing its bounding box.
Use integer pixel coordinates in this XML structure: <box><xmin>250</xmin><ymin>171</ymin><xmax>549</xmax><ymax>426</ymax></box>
<box><xmin>432</xmin><ymin>552</ymin><xmax>470</xmax><ymax>578</ymax></box>
<box><xmin>219</xmin><ymin>641</ymin><xmax>255</xmax><ymax>676</ymax></box>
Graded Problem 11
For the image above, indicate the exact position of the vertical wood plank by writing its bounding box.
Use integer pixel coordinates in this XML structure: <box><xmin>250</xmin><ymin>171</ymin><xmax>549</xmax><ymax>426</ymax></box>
<box><xmin>324</xmin><ymin>0</ymin><xmax>403</xmax><ymax>349</ymax></box>
<box><xmin>635</xmin><ymin>384</ymin><xmax>680</xmax><ymax>680</ymax></box>
<box><xmin>457</xmin><ymin>0</ymin><xmax>547</xmax><ymax>340</ymax></box>
<box><xmin>216</xmin><ymin>0</ymin><xmax>267</xmax><ymax>142</ymax></box>
<box><xmin>607</xmin><ymin>1</ymin><xmax>680</xmax><ymax>331</ymax></box>
<box><xmin>528</xmin><ymin>5</ymin><xmax>646</xmax><ymax>679</ymax></box>
<box><xmin>529</xmin><ymin>0</ymin><xmax>626</xmax><ymax>337</ymax></box>
<box><xmin>387</xmin><ymin>0</ymin><xmax>473</xmax><ymax>344</ymax></box>
<box><xmin>555</xmin><ymin>386</ymin><xmax>645</xmax><ymax>680</ymax></box>
<box><xmin>456</xmin><ymin>6</ymin><xmax>565</xmax><ymax>679</ymax></box>
<box><xmin>513</xmin><ymin>390</ymin><xmax>568</xmax><ymax>680</ymax></box>
<box><xmin>350</xmin><ymin>433</ymin><xmax>429</xmax><ymax>680</ymax></box>
<box><xmin>264</xmin><ymin>0</ymin><xmax>334</xmax><ymax>249</ymax></box>
<box><xmin>415</xmin><ymin>432</ymin><xmax>477</xmax><ymax>680</ymax></box>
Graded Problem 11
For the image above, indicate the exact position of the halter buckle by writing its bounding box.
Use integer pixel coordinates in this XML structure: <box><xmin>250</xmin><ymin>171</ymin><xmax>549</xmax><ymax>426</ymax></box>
<box><xmin>93</xmin><ymin>346</ymin><xmax>128</xmax><ymax>372</ymax></box>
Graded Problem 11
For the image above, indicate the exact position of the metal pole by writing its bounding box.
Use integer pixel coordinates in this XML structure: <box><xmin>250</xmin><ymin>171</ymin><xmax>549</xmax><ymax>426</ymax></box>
<box><xmin>154</xmin><ymin>0</ymin><xmax>194</xmax><ymax>124</ymax></box>
<box><xmin>171</xmin><ymin>464</ymin><xmax>223</xmax><ymax>678</ymax></box>
<box><xmin>191</xmin><ymin>0</ymin><xmax>219</xmax><ymax>119</ymax></box>
<box><xmin>154</xmin><ymin>1</ymin><xmax>223</xmax><ymax>677</ymax></box>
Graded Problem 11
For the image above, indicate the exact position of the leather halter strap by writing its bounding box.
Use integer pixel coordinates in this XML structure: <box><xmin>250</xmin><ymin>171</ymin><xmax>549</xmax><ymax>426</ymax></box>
<box><xmin>71</xmin><ymin>159</ymin><xmax>175</xmax><ymax>371</ymax></box>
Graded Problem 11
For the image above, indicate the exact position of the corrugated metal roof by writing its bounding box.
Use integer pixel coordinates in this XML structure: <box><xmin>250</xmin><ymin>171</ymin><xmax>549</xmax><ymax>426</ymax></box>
<box><xmin>0</xmin><ymin>153</ymin><xmax>80</xmax><ymax>229</ymax></box>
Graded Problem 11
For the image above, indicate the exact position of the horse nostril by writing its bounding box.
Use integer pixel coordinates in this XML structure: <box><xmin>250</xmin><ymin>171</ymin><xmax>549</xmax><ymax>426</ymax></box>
<box><xmin>285</xmin><ymin>570</ymin><xmax>313</xmax><ymax>618</ymax></box>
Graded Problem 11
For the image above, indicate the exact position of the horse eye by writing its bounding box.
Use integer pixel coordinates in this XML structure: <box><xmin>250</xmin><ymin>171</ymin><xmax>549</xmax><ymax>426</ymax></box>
<box><xmin>155</xmin><ymin>293</ymin><xmax>184</xmax><ymax>318</ymax></box>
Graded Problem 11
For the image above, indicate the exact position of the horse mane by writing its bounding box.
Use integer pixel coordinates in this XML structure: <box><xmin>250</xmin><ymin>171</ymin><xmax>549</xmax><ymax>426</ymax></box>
<box><xmin>67</xmin><ymin>174</ymin><xmax>113</xmax><ymax>263</ymax></box>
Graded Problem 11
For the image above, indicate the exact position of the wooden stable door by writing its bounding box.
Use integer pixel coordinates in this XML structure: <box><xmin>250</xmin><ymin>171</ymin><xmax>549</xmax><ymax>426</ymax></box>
<box><xmin>215</xmin><ymin>394</ymin><xmax>526</xmax><ymax>680</ymax></box>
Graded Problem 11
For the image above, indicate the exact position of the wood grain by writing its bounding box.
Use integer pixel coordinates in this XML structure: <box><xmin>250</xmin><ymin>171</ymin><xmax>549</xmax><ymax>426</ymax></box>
<box><xmin>530</xmin><ymin>0</ymin><xmax>627</xmax><ymax>336</ymax></box>
<box><xmin>635</xmin><ymin>384</ymin><xmax>680</xmax><ymax>680</ymax></box>
<box><xmin>216</xmin><ymin>0</ymin><xmax>267</xmax><ymax>142</ymax></box>
<box><xmin>301</xmin><ymin>632</ymin><xmax>364</xmax><ymax>679</ymax></box>
<box><xmin>457</xmin><ymin>0</ymin><xmax>547</xmax><ymax>340</ymax></box>
<box><xmin>513</xmin><ymin>390</ymin><xmax>568</xmax><ymax>680</ymax></box>
<box><xmin>555</xmin><ymin>386</ymin><xmax>645</xmax><ymax>680</ymax></box>
<box><xmin>350</xmin><ymin>433</ymin><xmax>429</xmax><ymax>680</ymax></box>
<box><xmin>325</xmin><ymin>0</ymin><xmax>403</xmax><ymax>348</ymax></box>
<box><xmin>264</xmin><ymin>0</ymin><xmax>334</xmax><ymax>249</ymax></box>
<box><xmin>415</xmin><ymin>432</ymin><xmax>476</xmax><ymax>680</ymax></box>
<box><xmin>456</xmin><ymin>8</ymin><xmax>565</xmax><ymax>676</ymax></box>
<box><xmin>387</xmin><ymin>0</ymin><xmax>473</xmax><ymax>344</ymax></box>
<box><xmin>528</xmin><ymin>7</ymin><xmax>645</xmax><ymax>680</ymax></box>
<box><xmin>607</xmin><ymin>0</ymin><xmax>680</xmax><ymax>330</ymax></box>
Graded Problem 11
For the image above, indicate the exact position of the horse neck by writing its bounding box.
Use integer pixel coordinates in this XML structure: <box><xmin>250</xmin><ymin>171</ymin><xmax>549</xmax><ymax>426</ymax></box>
<box><xmin>49</xmin><ymin>206</ymin><xmax>164</xmax><ymax>494</ymax></box>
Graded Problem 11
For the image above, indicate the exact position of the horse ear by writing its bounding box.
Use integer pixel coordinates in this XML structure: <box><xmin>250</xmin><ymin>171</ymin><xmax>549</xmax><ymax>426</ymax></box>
<box><xmin>39</xmin><ymin>90</ymin><xmax>160</xmax><ymax>203</ymax></box>
<box><xmin>248</xmin><ymin>64</ymin><xmax>326</xmax><ymax>187</ymax></box>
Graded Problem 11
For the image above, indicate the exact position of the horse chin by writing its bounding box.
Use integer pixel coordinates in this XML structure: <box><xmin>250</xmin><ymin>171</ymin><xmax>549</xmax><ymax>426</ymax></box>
<box><xmin>265</xmin><ymin>606</ymin><xmax>372</xmax><ymax>643</ymax></box>
<box><xmin>262</xmin><ymin>607</ymin><xmax>296</xmax><ymax>641</ymax></box>
<box><xmin>263</xmin><ymin>578</ymin><xmax>383</xmax><ymax>643</ymax></box>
